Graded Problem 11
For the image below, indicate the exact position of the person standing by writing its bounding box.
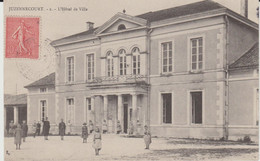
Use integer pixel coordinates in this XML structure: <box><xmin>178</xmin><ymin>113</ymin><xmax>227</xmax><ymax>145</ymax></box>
<box><xmin>128</xmin><ymin>121</ymin><xmax>134</xmax><ymax>135</ymax></box>
<box><xmin>116</xmin><ymin>120</ymin><xmax>122</xmax><ymax>134</ymax></box>
<box><xmin>42</xmin><ymin>117</ymin><xmax>50</xmax><ymax>140</ymax></box>
<box><xmin>82</xmin><ymin>123</ymin><xmax>88</xmax><ymax>143</ymax></box>
<box><xmin>32</xmin><ymin>120</ymin><xmax>37</xmax><ymax>138</ymax></box>
<box><xmin>92</xmin><ymin>127</ymin><xmax>102</xmax><ymax>155</ymax></box>
<box><xmin>14</xmin><ymin>124</ymin><xmax>22</xmax><ymax>150</ymax></box>
<box><xmin>89</xmin><ymin>120</ymin><xmax>94</xmax><ymax>134</ymax></box>
<box><xmin>21</xmin><ymin>120</ymin><xmax>28</xmax><ymax>142</ymax></box>
<box><xmin>59</xmin><ymin>119</ymin><xmax>66</xmax><ymax>140</ymax></box>
<box><xmin>36</xmin><ymin>121</ymin><xmax>41</xmax><ymax>136</ymax></box>
<box><xmin>9</xmin><ymin>120</ymin><xmax>15</xmax><ymax>137</ymax></box>
<box><xmin>67</xmin><ymin>120</ymin><xmax>72</xmax><ymax>135</ymax></box>
<box><xmin>143</xmin><ymin>125</ymin><xmax>152</xmax><ymax>149</ymax></box>
<box><xmin>102</xmin><ymin>120</ymin><xmax>108</xmax><ymax>134</ymax></box>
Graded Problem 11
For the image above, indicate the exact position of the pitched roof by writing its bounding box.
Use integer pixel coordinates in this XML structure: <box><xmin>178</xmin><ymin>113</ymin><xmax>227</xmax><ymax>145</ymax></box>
<box><xmin>50</xmin><ymin>27</ymin><xmax>98</xmax><ymax>46</ymax></box>
<box><xmin>229</xmin><ymin>43</ymin><xmax>259</xmax><ymax>69</ymax></box>
<box><xmin>24</xmin><ymin>72</ymin><xmax>55</xmax><ymax>88</ymax></box>
<box><xmin>51</xmin><ymin>1</ymin><xmax>226</xmax><ymax>47</ymax></box>
<box><xmin>137</xmin><ymin>0</ymin><xmax>224</xmax><ymax>22</ymax></box>
<box><xmin>4</xmin><ymin>94</ymin><xmax>27</xmax><ymax>106</ymax></box>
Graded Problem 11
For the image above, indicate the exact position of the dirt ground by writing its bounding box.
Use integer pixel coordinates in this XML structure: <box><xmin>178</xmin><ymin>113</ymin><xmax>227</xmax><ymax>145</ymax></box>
<box><xmin>4</xmin><ymin>134</ymin><xmax>259</xmax><ymax>161</ymax></box>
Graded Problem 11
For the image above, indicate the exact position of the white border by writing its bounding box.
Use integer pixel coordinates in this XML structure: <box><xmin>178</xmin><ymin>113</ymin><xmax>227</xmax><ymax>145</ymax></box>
<box><xmin>253</xmin><ymin>88</ymin><xmax>259</xmax><ymax>126</ymax></box>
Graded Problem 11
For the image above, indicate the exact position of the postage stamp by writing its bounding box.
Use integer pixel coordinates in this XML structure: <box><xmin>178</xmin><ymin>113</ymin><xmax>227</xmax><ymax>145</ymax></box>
<box><xmin>5</xmin><ymin>17</ymin><xmax>40</xmax><ymax>59</ymax></box>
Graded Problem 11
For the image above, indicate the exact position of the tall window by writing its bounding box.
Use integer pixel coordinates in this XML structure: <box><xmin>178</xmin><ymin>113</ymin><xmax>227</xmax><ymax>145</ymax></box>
<box><xmin>191</xmin><ymin>37</ymin><xmax>203</xmax><ymax>71</ymax></box>
<box><xmin>86</xmin><ymin>54</ymin><xmax>94</xmax><ymax>81</ymax></box>
<box><xmin>162</xmin><ymin>93</ymin><xmax>172</xmax><ymax>123</ymax></box>
<box><xmin>256</xmin><ymin>89</ymin><xmax>259</xmax><ymax>126</ymax></box>
<box><xmin>132</xmin><ymin>47</ymin><xmax>140</xmax><ymax>75</ymax></box>
<box><xmin>67</xmin><ymin>98</ymin><xmax>74</xmax><ymax>123</ymax></box>
<box><xmin>40</xmin><ymin>100</ymin><xmax>47</xmax><ymax>121</ymax></box>
<box><xmin>67</xmin><ymin>57</ymin><xmax>74</xmax><ymax>82</ymax></box>
<box><xmin>191</xmin><ymin>92</ymin><xmax>202</xmax><ymax>124</ymax></box>
<box><xmin>86</xmin><ymin>98</ymin><xmax>91</xmax><ymax>111</ymax></box>
<box><xmin>119</xmin><ymin>49</ymin><xmax>127</xmax><ymax>75</ymax></box>
<box><xmin>106</xmin><ymin>51</ymin><xmax>114</xmax><ymax>77</ymax></box>
<box><xmin>161</xmin><ymin>42</ymin><xmax>173</xmax><ymax>73</ymax></box>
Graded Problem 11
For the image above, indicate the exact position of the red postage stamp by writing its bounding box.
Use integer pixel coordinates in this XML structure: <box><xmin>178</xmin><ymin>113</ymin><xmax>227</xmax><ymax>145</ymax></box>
<box><xmin>5</xmin><ymin>17</ymin><xmax>40</xmax><ymax>59</ymax></box>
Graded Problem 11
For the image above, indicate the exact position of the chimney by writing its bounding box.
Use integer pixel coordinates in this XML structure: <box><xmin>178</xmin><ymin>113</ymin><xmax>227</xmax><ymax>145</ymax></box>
<box><xmin>240</xmin><ymin>0</ymin><xmax>248</xmax><ymax>18</ymax></box>
<box><xmin>86</xmin><ymin>21</ymin><xmax>94</xmax><ymax>30</ymax></box>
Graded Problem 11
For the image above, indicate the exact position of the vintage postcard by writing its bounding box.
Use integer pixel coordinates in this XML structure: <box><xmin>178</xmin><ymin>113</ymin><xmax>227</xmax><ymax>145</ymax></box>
<box><xmin>3</xmin><ymin>0</ymin><xmax>259</xmax><ymax>160</ymax></box>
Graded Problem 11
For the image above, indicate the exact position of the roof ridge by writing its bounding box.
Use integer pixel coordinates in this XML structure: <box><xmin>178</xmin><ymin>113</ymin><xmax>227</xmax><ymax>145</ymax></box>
<box><xmin>136</xmin><ymin>0</ymin><xmax>224</xmax><ymax>17</ymax></box>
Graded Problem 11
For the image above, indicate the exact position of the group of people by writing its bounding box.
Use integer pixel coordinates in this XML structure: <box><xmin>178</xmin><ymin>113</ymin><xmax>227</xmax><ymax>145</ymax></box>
<box><xmin>8</xmin><ymin>117</ymin><xmax>152</xmax><ymax>155</ymax></box>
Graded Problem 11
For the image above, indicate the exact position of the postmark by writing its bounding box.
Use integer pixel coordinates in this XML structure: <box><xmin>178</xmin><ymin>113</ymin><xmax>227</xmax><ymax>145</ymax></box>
<box><xmin>5</xmin><ymin>17</ymin><xmax>40</xmax><ymax>59</ymax></box>
<box><xmin>15</xmin><ymin>39</ymin><xmax>56</xmax><ymax>81</ymax></box>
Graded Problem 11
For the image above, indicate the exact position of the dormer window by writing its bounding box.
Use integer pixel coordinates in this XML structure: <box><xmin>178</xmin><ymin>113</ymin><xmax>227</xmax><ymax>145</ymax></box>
<box><xmin>118</xmin><ymin>24</ymin><xmax>126</xmax><ymax>31</ymax></box>
<box><xmin>40</xmin><ymin>88</ymin><xmax>47</xmax><ymax>93</ymax></box>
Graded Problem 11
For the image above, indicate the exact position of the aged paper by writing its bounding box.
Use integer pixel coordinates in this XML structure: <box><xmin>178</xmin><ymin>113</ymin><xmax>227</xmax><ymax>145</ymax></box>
<box><xmin>3</xmin><ymin>0</ymin><xmax>259</xmax><ymax>160</ymax></box>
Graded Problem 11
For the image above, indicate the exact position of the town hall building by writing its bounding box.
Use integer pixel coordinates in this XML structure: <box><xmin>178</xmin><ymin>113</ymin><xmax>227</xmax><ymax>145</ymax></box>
<box><xmin>24</xmin><ymin>1</ymin><xmax>259</xmax><ymax>140</ymax></box>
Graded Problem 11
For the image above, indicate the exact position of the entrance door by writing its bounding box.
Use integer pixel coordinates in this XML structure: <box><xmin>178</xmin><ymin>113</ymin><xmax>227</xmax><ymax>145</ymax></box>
<box><xmin>123</xmin><ymin>104</ymin><xmax>128</xmax><ymax>133</ymax></box>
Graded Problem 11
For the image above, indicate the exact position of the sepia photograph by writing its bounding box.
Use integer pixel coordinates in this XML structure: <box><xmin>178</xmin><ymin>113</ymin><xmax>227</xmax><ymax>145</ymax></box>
<box><xmin>3</xmin><ymin>0</ymin><xmax>259</xmax><ymax>160</ymax></box>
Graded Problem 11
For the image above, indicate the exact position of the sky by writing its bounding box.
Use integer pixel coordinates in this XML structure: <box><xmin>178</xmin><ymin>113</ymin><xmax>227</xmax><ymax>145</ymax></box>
<box><xmin>4</xmin><ymin>0</ymin><xmax>259</xmax><ymax>95</ymax></box>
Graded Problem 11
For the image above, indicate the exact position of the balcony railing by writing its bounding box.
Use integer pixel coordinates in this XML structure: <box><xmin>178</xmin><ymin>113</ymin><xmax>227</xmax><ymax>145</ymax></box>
<box><xmin>87</xmin><ymin>74</ymin><xmax>147</xmax><ymax>84</ymax></box>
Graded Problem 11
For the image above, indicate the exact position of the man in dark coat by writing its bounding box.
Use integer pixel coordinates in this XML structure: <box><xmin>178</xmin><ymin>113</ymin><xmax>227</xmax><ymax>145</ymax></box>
<box><xmin>21</xmin><ymin>120</ymin><xmax>28</xmax><ymax>142</ymax></box>
<box><xmin>59</xmin><ymin>119</ymin><xmax>66</xmax><ymax>140</ymax></box>
<box><xmin>42</xmin><ymin>117</ymin><xmax>50</xmax><ymax>140</ymax></box>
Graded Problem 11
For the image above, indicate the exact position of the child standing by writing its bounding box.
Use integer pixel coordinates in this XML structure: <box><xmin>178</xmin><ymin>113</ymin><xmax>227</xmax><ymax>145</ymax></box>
<box><xmin>92</xmin><ymin>127</ymin><xmax>102</xmax><ymax>155</ymax></box>
<box><xmin>14</xmin><ymin>124</ymin><xmax>22</xmax><ymax>150</ymax></box>
<box><xmin>143</xmin><ymin>125</ymin><xmax>151</xmax><ymax>149</ymax></box>
<box><xmin>82</xmin><ymin>123</ymin><xmax>88</xmax><ymax>143</ymax></box>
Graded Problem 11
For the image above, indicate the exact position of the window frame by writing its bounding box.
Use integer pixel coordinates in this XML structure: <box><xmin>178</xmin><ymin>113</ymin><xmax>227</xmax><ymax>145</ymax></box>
<box><xmin>39</xmin><ymin>100</ymin><xmax>48</xmax><ymax>122</ymax></box>
<box><xmin>187</xmin><ymin>35</ymin><xmax>205</xmax><ymax>72</ymax></box>
<box><xmin>85</xmin><ymin>53</ymin><xmax>95</xmax><ymax>81</ymax></box>
<box><xmin>132</xmin><ymin>47</ymin><xmax>141</xmax><ymax>75</ymax></box>
<box><xmin>159</xmin><ymin>91</ymin><xmax>174</xmax><ymax>125</ymax></box>
<box><xmin>106</xmin><ymin>51</ymin><xmax>114</xmax><ymax>77</ymax></box>
<box><xmin>66</xmin><ymin>98</ymin><xmax>75</xmax><ymax>124</ymax></box>
<box><xmin>118</xmin><ymin>49</ymin><xmax>127</xmax><ymax>76</ymax></box>
<box><xmin>188</xmin><ymin>90</ymin><xmax>204</xmax><ymax>125</ymax></box>
<box><xmin>65</xmin><ymin>56</ymin><xmax>75</xmax><ymax>83</ymax></box>
<box><xmin>158</xmin><ymin>39</ymin><xmax>174</xmax><ymax>74</ymax></box>
<box><xmin>39</xmin><ymin>87</ymin><xmax>47</xmax><ymax>93</ymax></box>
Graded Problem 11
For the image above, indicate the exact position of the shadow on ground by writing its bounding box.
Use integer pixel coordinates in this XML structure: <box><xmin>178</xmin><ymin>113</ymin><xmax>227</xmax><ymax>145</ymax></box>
<box><xmin>167</xmin><ymin>138</ymin><xmax>258</xmax><ymax>146</ymax></box>
<box><xmin>108</xmin><ymin>148</ymin><xmax>258</xmax><ymax>161</ymax></box>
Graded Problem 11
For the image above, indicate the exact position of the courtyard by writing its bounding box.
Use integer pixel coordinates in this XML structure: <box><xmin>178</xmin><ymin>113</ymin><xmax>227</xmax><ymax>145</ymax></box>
<box><xmin>4</xmin><ymin>134</ymin><xmax>258</xmax><ymax>161</ymax></box>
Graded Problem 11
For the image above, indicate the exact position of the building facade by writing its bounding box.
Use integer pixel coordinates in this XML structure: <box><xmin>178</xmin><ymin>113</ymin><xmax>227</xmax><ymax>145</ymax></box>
<box><xmin>26</xmin><ymin>1</ymin><xmax>258</xmax><ymax>140</ymax></box>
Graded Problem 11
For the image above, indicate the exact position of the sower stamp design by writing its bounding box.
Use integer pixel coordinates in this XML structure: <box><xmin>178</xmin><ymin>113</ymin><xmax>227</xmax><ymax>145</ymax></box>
<box><xmin>6</xmin><ymin>17</ymin><xmax>40</xmax><ymax>59</ymax></box>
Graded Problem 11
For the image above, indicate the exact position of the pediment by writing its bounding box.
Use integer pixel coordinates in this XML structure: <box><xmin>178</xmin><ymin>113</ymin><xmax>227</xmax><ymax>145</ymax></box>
<box><xmin>95</xmin><ymin>12</ymin><xmax>148</xmax><ymax>35</ymax></box>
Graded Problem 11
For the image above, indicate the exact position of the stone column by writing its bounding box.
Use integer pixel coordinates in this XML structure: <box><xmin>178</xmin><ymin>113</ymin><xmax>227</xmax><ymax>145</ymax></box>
<box><xmin>91</xmin><ymin>96</ymin><xmax>95</xmax><ymax>125</ymax></box>
<box><xmin>14</xmin><ymin>106</ymin><xmax>19</xmax><ymax>124</ymax></box>
<box><xmin>132</xmin><ymin>94</ymin><xmax>137</xmax><ymax>134</ymax></box>
<box><xmin>103</xmin><ymin>95</ymin><xmax>108</xmax><ymax>121</ymax></box>
<box><xmin>117</xmin><ymin>94</ymin><xmax>122</xmax><ymax>125</ymax></box>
